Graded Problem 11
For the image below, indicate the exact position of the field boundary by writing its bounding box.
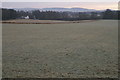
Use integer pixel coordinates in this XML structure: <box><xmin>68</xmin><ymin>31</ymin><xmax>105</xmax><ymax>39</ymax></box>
<box><xmin>0</xmin><ymin>19</ymin><xmax>97</xmax><ymax>24</ymax></box>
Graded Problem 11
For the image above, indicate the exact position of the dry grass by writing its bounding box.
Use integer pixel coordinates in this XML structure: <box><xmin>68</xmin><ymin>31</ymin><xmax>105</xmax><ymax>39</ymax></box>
<box><xmin>2</xmin><ymin>20</ymin><xmax>118</xmax><ymax>78</ymax></box>
<box><xmin>1</xmin><ymin>19</ymin><xmax>96</xmax><ymax>24</ymax></box>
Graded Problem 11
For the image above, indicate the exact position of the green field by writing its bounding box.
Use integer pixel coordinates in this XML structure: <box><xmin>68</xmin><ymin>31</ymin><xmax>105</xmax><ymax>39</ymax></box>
<box><xmin>2</xmin><ymin>20</ymin><xmax>118</xmax><ymax>78</ymax></box>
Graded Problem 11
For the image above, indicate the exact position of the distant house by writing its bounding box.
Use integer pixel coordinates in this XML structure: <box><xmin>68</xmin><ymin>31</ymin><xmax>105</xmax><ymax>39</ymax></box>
<box><xmin>24</xmin><ymin>16</ymin><xmax>29</xmax><ymax>19</ymax></box>
<box><xmin>97</xmin><ymin>14</ymin><xmax>101</xmax><ymax>17</ymax></box>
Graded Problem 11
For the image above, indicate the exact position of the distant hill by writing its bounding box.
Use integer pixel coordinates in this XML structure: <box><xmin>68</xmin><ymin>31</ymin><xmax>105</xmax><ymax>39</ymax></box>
<box><xmin>14</xmin><ymin>8</ymin><xmax>39</xmax><ymax>11</ymax></box>
<box><xmin>13</xmin><ymin>7</ymin><xmax>99</xmax><ymax>12</ymax></box>
<box><xmin>42</xmin><ymin>8</ymin><xmax>97</xmax><ymax>12</ymax></box>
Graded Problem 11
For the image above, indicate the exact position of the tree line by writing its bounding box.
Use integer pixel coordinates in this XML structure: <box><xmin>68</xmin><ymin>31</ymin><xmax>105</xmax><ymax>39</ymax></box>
<box><xmin>1</xmin><ymin>8</ymin><xmax>120</xmax><ymax>20</ymax></box>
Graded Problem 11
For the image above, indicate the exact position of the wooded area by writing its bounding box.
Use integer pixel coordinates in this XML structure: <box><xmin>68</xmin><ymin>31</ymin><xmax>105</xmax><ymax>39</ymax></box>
<box><xmin>1</xmin><ymin>8</ymin><xmax>120</xmax><ymax>20</ymax></box>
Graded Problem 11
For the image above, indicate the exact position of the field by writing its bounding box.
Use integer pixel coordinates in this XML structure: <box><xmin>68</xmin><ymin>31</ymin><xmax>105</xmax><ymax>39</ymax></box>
<box><xmin>2</xmin><ymin>20</ymin><xmax>118</xmax><ymax>78</ymax></box>
<box><xmin>1</xmin><ymin>19</ymin><xmax>95</xmax><ymax>24</ymax></box>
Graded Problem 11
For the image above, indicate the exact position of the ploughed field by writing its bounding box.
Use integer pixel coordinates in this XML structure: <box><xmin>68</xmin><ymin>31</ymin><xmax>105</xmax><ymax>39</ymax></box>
<box><xmin>2</xmin><ymin>20</ymin><xmax>118</xmax><ymax>78</ymax></box>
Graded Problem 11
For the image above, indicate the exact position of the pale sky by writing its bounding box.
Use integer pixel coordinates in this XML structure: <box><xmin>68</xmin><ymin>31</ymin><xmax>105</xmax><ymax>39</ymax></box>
<box><xmin>1</xmin><ymin>0</ymin><xmax>120</xmax><ymax>2</ymax></box>
<box><xmin>2</xmin><ymin>2</ymin><xmax>119</xmax><ymax>10</ymax></box>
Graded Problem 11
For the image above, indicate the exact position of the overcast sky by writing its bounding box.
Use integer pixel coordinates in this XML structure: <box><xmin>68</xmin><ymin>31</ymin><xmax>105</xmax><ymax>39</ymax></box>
<box><xmin>1</xmin><ymin>0</ymin><xmax>120</xmax><ymax>2</ymax></box>
<box><xmin>2</xmin><ymin>2</ymin><xmax>119</xmax><ymax>10</ymax></box>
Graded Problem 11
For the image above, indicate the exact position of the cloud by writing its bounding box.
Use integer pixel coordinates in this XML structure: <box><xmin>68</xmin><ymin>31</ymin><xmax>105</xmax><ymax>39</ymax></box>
<box><xmin>1</xmin><ymin>0</ymin><xmax>119</xmax><ymax>2</ymax></box>
<box><xmin>2</xmin><ymin>2</ymin><xmax>118</xmax><ymax>10</ymax></box>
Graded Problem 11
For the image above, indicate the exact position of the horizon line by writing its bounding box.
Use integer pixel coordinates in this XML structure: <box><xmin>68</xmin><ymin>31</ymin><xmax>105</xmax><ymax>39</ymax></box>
<box><xmin>1</xmin><ymin>7</ymin><xmax>119</xmax><ymax>10</ymax></box>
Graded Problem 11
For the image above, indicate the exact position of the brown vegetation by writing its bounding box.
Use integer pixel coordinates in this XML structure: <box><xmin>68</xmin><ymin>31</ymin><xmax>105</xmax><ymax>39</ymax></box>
<box><xmin>1</xmin><ymin>19</ymin><xmax>96</xmax><ymax>24</ymax></box>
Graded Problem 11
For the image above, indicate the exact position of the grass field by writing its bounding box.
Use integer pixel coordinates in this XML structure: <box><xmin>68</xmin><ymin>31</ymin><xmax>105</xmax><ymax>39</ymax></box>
<box><xmin>2</xmin><ymin>20</ymin><xmax>118</xmax><ymax>78</ymax></box>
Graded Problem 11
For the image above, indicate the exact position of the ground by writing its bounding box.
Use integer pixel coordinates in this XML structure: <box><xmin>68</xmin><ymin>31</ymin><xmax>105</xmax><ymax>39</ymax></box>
<box><xmin>1</xmin><ymin>19</ymin><xmax>95</xmax><ymax>24</ymax></box>
<box><xmin>2</xmin><ymin>20</ymin><xmax>118</xmax><ymax>78</ymax></box>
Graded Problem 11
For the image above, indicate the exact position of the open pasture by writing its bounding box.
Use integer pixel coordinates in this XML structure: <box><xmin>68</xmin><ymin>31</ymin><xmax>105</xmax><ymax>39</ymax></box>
<box><xmin>2</xmin><ymin>20</ymin><xmax>118</xmax><ymax>78</ymax></box>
